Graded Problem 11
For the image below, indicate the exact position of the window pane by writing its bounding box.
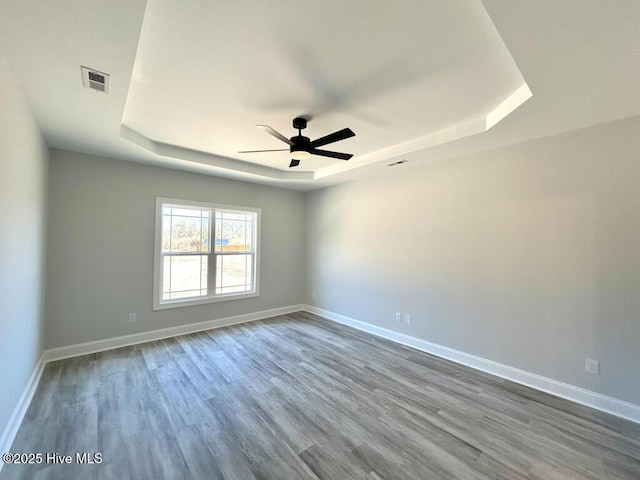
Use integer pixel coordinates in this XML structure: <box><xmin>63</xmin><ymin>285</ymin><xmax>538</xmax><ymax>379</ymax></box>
<box><xmin>162</xmin><ymin>206</ymin><xmax>211</xmax><ymax>253</ymax></box>
<box><xmin>162</xmin><ymin>255</ymin><xmax>208</xmax><ymax>300</ymax></box>
<box><xmin>201</xmin><ymin>217</ymin><xmax>210</xmax><ymax>252</ymax></box>
<box><xmin>216</xmin><ymin>254</ymin><xmax>253</xmax><ymax>294</ymax></box>
<box><xmin>217</xmin><ymin>211</ymin><xmax>246</xmax><ymax>221</ymax></box>
<box><xmin>245</xmin><ymin>220</ymin><xmax>253</xmax><ymax>251</ymax></box>
<box><xmin>171</xmin><ymin>207</ymin><xmax>207</xmax><ymax>218</ymax></box>
<box><xmin>171</xmin><ymin>216</ymin><xmax>204</xmax><ymax>252</ymax></box>
<box><xmin>215</xmin><ymin>211</ymin><xmax>253</xmax><ymax>253</ymax></box>
<box><xmin>162</xmin><ymin>214</ymin><xmax>171</xmax><ymax>251</ymax></box>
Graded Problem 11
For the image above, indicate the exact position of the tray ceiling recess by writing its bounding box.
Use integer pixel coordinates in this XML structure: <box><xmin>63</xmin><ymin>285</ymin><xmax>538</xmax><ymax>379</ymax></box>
<box><xmin>120</xmin><ymin>0</ymin><xmax>531</xmax><ymax>181</ymax></box>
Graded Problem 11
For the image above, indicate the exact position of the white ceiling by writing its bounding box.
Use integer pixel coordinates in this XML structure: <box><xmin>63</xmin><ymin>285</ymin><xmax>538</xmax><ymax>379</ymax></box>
<box><xmin>1</xmin><ymin>0</ymin><xmax>639</xmax><ymax>191</ymax></box>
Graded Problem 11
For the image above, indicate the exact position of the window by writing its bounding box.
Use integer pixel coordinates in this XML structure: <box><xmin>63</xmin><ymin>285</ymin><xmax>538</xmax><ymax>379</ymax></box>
<box><xmin>153</xmin><ymin>198</ymin><xmax>260</xmax><ymax>310</ymax></box>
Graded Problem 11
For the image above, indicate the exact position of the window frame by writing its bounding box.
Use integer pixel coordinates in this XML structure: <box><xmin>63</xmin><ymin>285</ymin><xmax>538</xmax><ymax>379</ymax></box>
<box><xmin>152</xmin><ymin>197</ymin><xmax>261</xmax><ymax>310</ymax></box>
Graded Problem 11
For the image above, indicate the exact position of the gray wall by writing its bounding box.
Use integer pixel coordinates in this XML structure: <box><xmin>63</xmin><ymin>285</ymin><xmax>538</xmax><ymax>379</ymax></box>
<box><xmin>45</xmin><ymin>150</ymin><xmax>305</xmax><ymax>349</ymax></box>
<box><xmin>306</xmin><ymin>115</ymin><xmax>640</xmax><ymax>405</ymax></box>
<box><xmin>0</xmin><ymin>59</ymin><xmax>48</xmax><ymax>443</ymax></box>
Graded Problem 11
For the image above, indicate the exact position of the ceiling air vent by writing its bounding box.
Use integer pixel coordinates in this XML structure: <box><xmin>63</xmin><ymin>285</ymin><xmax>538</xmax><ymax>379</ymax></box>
<box><xmin>81</xmin><ymin>66</ymin><xmax>110</xmax><ymax>94</ymax></box>
<box><xmin>387</xmin><ymin>159</ymin><xmax>409</xmax><ymax>167</ymax></box>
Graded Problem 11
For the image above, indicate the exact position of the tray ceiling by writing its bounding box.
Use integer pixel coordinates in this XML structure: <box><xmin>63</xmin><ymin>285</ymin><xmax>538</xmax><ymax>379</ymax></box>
<box><xmin>121</xmin><ymin>0</ymin><xmax>530</xmax><ymax>180</ymax></box>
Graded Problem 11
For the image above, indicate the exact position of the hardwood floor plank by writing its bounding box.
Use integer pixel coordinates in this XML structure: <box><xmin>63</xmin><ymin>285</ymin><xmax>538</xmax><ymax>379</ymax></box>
<box><xmin>299</xmin><ymin>444</ymin><xmax>370</xmax><ymax>480</ymax></box>
<box><xmin>174</xmin><ymin>424</ymin><xmax>225</xmax><ymax>480</ymax></box>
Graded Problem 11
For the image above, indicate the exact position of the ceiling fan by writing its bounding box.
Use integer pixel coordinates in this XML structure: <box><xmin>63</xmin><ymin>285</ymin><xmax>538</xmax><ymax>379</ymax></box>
<box><xmin>239</xmin><ymin>117</ymin><xmax>355</xmax><ymax>168</ymax></box>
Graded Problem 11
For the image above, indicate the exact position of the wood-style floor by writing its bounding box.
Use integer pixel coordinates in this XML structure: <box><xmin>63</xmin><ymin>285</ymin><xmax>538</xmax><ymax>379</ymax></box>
<box><xmin>3</xmin><ymin>312</ymin><xmax>639</xmax><ymax>480</ymax></box>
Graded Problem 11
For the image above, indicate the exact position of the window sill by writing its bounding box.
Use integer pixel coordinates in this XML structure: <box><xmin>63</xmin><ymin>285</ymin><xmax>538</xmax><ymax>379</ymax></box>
<box><xmin>152</xmin><ymin>291</ymin><xmax>259</xmax><ymax>311</ymax></box>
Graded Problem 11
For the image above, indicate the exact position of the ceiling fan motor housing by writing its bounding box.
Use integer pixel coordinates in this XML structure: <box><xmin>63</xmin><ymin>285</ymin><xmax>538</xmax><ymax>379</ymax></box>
<box><xmin>290</xmin><ymin>135</ymin><xmax>311</xmax><ymax>154</ymax></box>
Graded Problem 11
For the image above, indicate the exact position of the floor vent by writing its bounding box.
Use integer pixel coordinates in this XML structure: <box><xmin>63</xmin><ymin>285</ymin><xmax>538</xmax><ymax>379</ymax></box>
<box><xmin>81</xmin><ymin>66</ymin><xmax>110</xmax><ymax>94</ymax></box>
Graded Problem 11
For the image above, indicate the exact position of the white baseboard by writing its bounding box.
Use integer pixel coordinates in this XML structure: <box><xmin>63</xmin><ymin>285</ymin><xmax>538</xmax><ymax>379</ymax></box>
<box><xmin>304</xmin><ymin>304</ymin><xmax>640</xmax><ymax>425</ymax></box>
<box><xmin>42</xmin><ymin>304</ymin><xmax>304</xmax><ymax>362</ymax></box>
<box><xmin>0</xmin><ymin>356</ymin><xmax>45</xmax><ymax>473</ymax></box>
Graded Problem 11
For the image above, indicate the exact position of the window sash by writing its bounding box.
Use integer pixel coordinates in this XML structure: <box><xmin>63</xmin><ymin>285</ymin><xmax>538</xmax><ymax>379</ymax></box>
<box><xmin>161</xmin><ymin>251</ymin><xmax>256</xmax><ymax>298</ymax></box>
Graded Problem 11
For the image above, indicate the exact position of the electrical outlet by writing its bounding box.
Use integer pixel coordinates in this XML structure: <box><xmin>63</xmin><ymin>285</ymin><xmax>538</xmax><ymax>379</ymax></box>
<box><xmin>395</xmin><ymin>312</ymin><xmax>402</xmax><ymax>322</ymax></box>
<box><xmin>585</xmin><ymin>358</ymin><xmax>599</xmax><ymax>375</ymax></box>
<box><xmin>404</xmin><ymin>314</ymin><xmax>412</xmax><ymax>325</ymax></box>
<box><xmin>129</xmin><ymin>313</ymin><xmax>137</xmax><ymax>323</ymax></box>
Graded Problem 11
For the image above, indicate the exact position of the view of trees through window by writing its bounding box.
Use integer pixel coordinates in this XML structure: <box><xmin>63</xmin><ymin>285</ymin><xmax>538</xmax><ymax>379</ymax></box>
<box><xmin>162</xmin><ymin>207</ymin><xmax>209</xmax><ymax>253</ymax></box>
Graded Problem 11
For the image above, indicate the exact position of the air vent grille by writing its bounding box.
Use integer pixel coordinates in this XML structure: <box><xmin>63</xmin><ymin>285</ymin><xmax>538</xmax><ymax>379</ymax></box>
<box><xmin>81</xmin><ymin>66</ymin><xmax>110</xmax><ymax>94</ymax></box>
<box><xmin>387</xmin><ymin>159</ymin><xmax>409</xmax><ymax>167</ymax></box>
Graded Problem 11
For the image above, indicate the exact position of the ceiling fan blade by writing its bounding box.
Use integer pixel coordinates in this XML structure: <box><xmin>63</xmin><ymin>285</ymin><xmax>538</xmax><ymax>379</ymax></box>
<box><xmin>310</xmin><ymin>128</ymin><xmax>355</xmax><ymax>148</ymax></box>
<box><xmin>289</xmin><ymin>159</ymin><xmax>301</xmax><ymax>168</ymax></box>
<box><xmin>238</xmin><ymin>149</ymin><xmax>289</xmax><ymax>153</ymax></box>
<box><xmin>256</xmin><ymin>125</ymin><xmax>294</xmax><ymax>146</ymax></box>
<box><xmin>310</xmin><ymin>149</ymin><xmax>353</xmax><ymax>160</ymax></box>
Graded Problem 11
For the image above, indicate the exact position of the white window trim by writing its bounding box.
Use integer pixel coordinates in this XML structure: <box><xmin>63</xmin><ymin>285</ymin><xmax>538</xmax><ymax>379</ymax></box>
<box><xmin>152</xmin><ymin>197</ymin><xmax>261</xmax><ymax>311</ymax></box>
